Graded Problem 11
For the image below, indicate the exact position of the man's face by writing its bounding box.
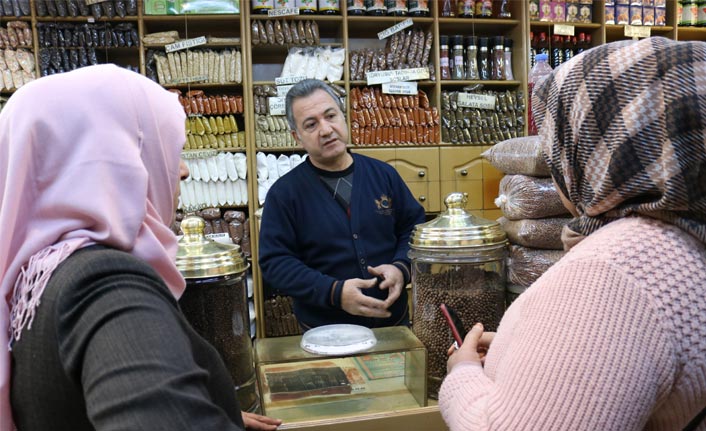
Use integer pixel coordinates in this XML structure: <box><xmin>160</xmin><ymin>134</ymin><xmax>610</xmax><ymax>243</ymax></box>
<box><xmin>290</xmin><ymin>89</ymin><xmax>349</xmax><ymax>170</ymax></box>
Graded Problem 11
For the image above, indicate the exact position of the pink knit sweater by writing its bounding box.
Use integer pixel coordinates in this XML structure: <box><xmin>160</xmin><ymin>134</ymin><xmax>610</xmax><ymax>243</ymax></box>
<box><xmin>439</xmin><ymin>216</ymin><xmax>706</xmax><ymax>430</ymax></box>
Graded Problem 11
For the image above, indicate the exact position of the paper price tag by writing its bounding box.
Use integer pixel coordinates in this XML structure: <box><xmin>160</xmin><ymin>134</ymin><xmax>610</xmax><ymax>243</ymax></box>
<box><xmin>377</xmin><ymin>18</ymin><xmax>414</xmax><ymax>40</ymax></box>
<box><xmin>457</xmin><ymin>93</ymin><xmax>496</xmax><ymax>110</ymax></box>
<box><xmin>268</xmin><ymin>7</ymin><xmax>300</xmax><ymax>16</ymax></box>
<box><xmin>268</xmin><ymin>97</ymin><xmax>286</xmax><ymax>116</ymax></box>
<box><xmin>382</xmin><ymin>81</ymin><xmax>417</xmax><ymax>95</ymax></box>
<box><xmin>553</xmin><ymin>24</ymin><xmax>575</xmax><ymax>36</ymax></box>
<box><xmin>366</xmin><ymin>67</ymin><xmax>429</xmax><ymax>85</ymax></box>
<box><xmin>274</xmin><ymin>75</ymin><xmax>307</xmax><ymax>86</ymax></box>
<box><xmin>276</xmin><ymin>84</ymin><xmax>294</xmax><ymax>97</ymax></box>
<box><xmin>165</xmin><ymin>36</ymin><xmax>207</xmax><ymax>53</ymax></box>
<box><xmin>624</xmin><ymin>25</ymin><xmax>651</xmax><ymax>38</ymax></box>
<box><xmin>86</xmin><ymin>0</ymin><xmax>110</xmax><ymax>5</ymax></box>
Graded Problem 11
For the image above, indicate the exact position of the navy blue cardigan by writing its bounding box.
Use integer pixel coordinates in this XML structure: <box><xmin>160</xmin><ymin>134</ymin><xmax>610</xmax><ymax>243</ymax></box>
<box><xmin>258</xmin><ymin>153</ymin><xmax>426</xmax><ymax>328</ymax></box>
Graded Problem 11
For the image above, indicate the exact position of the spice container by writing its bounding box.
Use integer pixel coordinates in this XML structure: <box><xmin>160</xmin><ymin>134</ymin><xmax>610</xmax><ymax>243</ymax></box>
<box><xmin>176</xmin><ymin>215</ymin><xmax>259</xmax><ymax>413</ymax></box>
<box><xmin>409</xmin><ymin>192</ymin><xmax>508</xmax><ymax>399</ymax></box>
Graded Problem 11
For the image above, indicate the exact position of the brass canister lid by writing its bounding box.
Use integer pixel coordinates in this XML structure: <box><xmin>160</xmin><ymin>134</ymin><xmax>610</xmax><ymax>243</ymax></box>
<box><xmin>410</xmin><ymin>192</ymin><xmax>507</xmax><ymax>250</ymax></box>
<box><xmin>176</xmin><ymin>215</ymin><xmax>249</xmax><ymax>279</ymax></box>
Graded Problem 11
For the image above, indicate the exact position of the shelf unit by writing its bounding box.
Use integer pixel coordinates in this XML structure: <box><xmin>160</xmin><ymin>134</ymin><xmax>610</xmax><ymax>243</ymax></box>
<box><xmin>0</xmin><ymin>0</ymin><xmax>699</xmax><ymax>340</ymax></box>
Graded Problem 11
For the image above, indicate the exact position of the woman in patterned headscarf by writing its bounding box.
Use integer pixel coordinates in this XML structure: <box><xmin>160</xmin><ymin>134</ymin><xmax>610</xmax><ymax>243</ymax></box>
<box><xmin>439</xmin><ymin>37</ymin><xmax>706</xmax><ymax>430</ymax></box>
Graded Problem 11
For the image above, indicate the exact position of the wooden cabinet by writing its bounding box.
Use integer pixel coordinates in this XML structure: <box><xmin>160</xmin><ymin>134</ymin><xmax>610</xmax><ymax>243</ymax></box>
<box><xmin>352</xmin><ymin>147</ymin><xmax>441</xmax><ymax>212</ymax></box>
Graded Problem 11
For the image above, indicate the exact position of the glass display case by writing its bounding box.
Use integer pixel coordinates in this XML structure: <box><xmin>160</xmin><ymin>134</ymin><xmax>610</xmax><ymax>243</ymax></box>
<box><xmin>254</xmin><ymin>326</ymin><xmax>427</xmax><ymax>423</ymax></box>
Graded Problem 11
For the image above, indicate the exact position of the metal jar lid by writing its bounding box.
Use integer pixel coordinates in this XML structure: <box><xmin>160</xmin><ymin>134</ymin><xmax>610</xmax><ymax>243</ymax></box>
<box><xmin>409</xmin><ymin>192</ymin><xmax>507</xmax><ymax>250</ymax></box>
<box><xmin>176</xmin><ymin>215</ymin><xmax>249</xmax><ymax>279</ymax></box>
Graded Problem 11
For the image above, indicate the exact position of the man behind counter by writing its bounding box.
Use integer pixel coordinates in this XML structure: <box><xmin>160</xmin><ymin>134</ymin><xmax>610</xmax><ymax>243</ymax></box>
<box><xmin>258</xmin><ymin>79</ymin><xmax>426</xmax><ymax>330</ymax></box>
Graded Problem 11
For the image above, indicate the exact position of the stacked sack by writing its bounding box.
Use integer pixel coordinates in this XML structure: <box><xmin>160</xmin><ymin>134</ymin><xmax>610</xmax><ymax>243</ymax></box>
<box><xmin>179</xmin><ymin>151</ymin><xmax>248</xmax><ymax>210</ymax></box>
<box><xmin>256</xmin><ymin>152</ymin><xmax>307</xmax><ymax>205</ymax></box>
<box><xmin>0</xmin><ymin>21</ymin><xmax>35</xmax><ymax>90</ymax></box>
<box><xmin>483</xmin><ymin>135</ymin><xmax>571</xmax><ymax>305</ymax></box>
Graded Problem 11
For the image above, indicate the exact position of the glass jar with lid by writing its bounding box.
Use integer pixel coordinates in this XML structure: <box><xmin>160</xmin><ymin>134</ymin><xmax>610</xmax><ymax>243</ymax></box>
<box><xmin>176</xmin><ymin>215</ymin><xmax>259</xmax><ymax>413</ymax></box>
<box><xmin>409</xmin><ymin>192</ymin><xmax>508</xmax><ymax>399</ymax></box>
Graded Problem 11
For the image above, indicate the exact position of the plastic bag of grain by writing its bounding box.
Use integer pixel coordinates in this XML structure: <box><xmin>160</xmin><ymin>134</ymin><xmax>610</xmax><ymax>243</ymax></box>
<box><xmin>482</xmin><ymin>135</ymin><xmax>551</xmax><ymax>177</ymax></box>
<box><xmin>495</xmin><ymin>174</ymin><xmax>570</xmax><ymax>220</ymax></box>
<box><xmin>507</xmin><ymin>245</ymin><xmax>565</xmax><ymax>287</ymax></box>
<box><xmin>498</xmin><ymin>216</ymin><xmax>571</xmax><ymax>250</ymax></box>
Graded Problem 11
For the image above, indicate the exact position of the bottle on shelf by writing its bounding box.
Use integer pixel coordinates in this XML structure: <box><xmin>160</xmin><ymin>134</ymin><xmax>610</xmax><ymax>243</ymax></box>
<box><xmin>528</xmin><ymin>53</ymin><xmax>553</xmax><ymax>136</ymax></box>
<box><xmin>318</xmin><ymin>0</ymin><xmax>340</xmax><ymax>14</ymax></box>
<box><xmin>503</xmin><ymin>37</ymin><xmax>514</xmax><ymax>80</ymax></box>
<box><xmin>576</xmin><ymin>32</ymin><xmax>590</xmax><ymax>54</ymax></box>
<box><xmin>475</xmin><ymin>0</ymin><xmax>492</xmax><ymax>18</ymax></box>
<box><xmin>529</xmin><ymin>31</ymin><xmax>536</xmax><ymax>69</ymax></box>
<box><xmin>441</xmin><ymin>0</ymin><xmax>455</xmax><ymax>17</ymax></box>
<box><xmin>440</xmin><ymin>34</ymin><xmax>452</xmax><ymax>80</ymax></box>
<box><xmin>408</xmin><ymin>0</ymin><xmax>430</xmax><ymax>16</ymax></box>
<box><xmin>478</xmin><ymin>36</ymin><xmax>491</xmax><ymax>80</ymax></box>
<box><xmin>465</xmin><ymin>35</ymin><xmax>479</xmax><ymax>80</ymax></box>
<box><xmin>452</xmin><ymin>35</ymin><xmax>466</xmax><ymax>80</ymax></box>
<box><xmin>457</xmin><ymin>0</ymin><xmax>474</xmax><ymax>17</ymax></box>
<box><xmin>491</xmin><ymin>36</ymin><xmax>505</xmax><ymax>80</ymax></box>
<box><xmin>551</xmin><ymin>34</ymin><xmax>563</xmax><ymax>69</ymax></box>
<box><xmin>493</xmin><ymin>0</ymin><xmax>511</xmax><ymax>18</ymax></box>
<box><xmin>347</xmin><ymin>0</ymin><xmax>366</xmax><ymax>15</ymax></box>
<box><xmin>563</xmin><ymin>35</ymin><xmax>575</xmax><ymax>65</ymax></box>
<box><xmin>536</xmin><ymin>31</ymin><xmax>549</xmax><ymax>57</ymax></box>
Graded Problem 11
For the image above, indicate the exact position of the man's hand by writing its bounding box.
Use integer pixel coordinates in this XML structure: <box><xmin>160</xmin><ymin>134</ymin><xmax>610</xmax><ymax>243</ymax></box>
<box><xmin>340</xmin><ymin>277</ymin><xmax>392</xmax><ymax>318</ymax></box>
<box><xmin>340</xmin><ymin>264</ymin><xmax>406</xmax><ymax>318</ymax></box>
<box><xmin>366</xmin><ymin>264</ymin><xmax>405</xmax><ymax>309</ymax></box>
<box><xmin>242</xmin><ymin>411</ymin><xmax>282</xmax><ymax>431</ymax></box>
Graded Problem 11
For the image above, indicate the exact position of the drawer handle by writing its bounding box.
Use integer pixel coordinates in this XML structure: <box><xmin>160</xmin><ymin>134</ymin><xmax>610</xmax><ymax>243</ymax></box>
<box><xmin>418</xmin><ymin>170</ymin><xmax>426</xmax><ymax>177</ymax></box>
<box><xmin>419</xmin><ymin>195</ymin><xmax>426</xmax><ymax>202</ymax></box>
<box><xmin>460</xmin><ymin>169</ymin><xmax>468</xmax><ymax>176</ymax></box>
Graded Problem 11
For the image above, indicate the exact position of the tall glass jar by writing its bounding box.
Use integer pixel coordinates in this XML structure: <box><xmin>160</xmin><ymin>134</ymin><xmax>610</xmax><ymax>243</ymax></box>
<box><xmin>176</xmin><ymin>216</ymin><xmax>259</xmax><ymax>413</ymax></box>
<box><xmin>409</xmin><ymin>193</ymin><xmax>508</xmax><ymax>399</ymax></box>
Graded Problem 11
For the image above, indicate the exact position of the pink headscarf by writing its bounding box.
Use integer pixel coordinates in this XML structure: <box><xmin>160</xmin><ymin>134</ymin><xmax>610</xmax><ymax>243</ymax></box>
<box><xmin>0</xmin><ymin>64</ymin><xmax>187</xmax><ymax>430</ymax></box>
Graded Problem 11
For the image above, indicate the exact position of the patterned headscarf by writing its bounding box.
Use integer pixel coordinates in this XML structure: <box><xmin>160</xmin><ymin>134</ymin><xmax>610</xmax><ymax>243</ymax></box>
<box><xmin>533</xmin><ymin>37</ymin><xmax>706</xmax><ymax>245</ymax></box>
<box><xmin>0</xmin><ymin>65</ymin><xmax>187</xmax><ymax>431</ymax></box>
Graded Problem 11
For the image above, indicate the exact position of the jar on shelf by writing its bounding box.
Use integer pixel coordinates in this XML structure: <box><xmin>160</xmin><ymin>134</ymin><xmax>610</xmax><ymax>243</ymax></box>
<box><xmin>347</xmin><ymin>0</ymin><xmax>366</xmax><ymax>14</ymax></box>
<box><xmin>409</xmin><ymin>192</ymin><xmax>508</xmax><ymax>399</ymax></box>
<box><xmin>386</xmin><ymin>0</ymin><xmax>408</xmax><ymax>15</ymax></box>
<box><xmin>366</xmin><ymin>0</ymin><xmax>386</xmax><ymax>15</ymax></box>
<box><xmin>252</xmin><ymin>0</ymin><xmax>274</xmax><ymax>14</ymax></box>
<box><xmin>440</xmin><ymin>35</ymin><xmax>451</xmax><ymax>80</ymax></box>
<box><xmin>298</xmin><ymin>0</ymin><xmax>318</xmax><ymax>14</ymax></box>
<box><xmin>318</xmin><ymin>0</ymin><xmax>340</xmax><ymax>14</ymax></box>
<box><xmin>176</xmin><ymin>216</ymin><xmax>259</xmax><ymax>413</ymax></box>
<box><xmin>408</xmin><ymin>0</ymin><xmax>430</xmax><ymax>16</ymax></box>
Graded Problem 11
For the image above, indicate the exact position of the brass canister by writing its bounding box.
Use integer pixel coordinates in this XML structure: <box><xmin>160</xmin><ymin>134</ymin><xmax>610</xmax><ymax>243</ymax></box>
<box><xmin>176</xmin><ymin>215</ymin><xmax>259</xmax><ymax>413</ymax></box>
<box><xmin>409</xmin><ymin>192</ymin><xmax>508</xmax><ymax>399</ymax></box>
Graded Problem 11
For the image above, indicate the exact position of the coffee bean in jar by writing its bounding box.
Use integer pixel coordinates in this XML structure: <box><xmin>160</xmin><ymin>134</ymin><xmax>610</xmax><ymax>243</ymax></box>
<box><xmin>409</xmin><ymin>192</ymin><xmax>508</xmax><ymax>399</ymax></box>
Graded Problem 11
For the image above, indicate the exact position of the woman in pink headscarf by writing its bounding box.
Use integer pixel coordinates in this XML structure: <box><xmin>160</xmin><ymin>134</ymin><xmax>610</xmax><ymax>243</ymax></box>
<box><xmin>0</xmin><ymin>65</ymin><xmax>280</xmax><ymax>431</ymax></box>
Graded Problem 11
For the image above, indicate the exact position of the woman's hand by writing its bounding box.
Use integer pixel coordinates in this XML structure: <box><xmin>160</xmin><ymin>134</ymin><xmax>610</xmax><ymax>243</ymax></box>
<box><xmin>242</xmin><ymin>411</ymin><xmax>282</xmax><ymax>430</ymax></box>
<box><xmin>446</xmin><ymin>323</ymin><xmax>495</xmax><ymax>373</ymax></box>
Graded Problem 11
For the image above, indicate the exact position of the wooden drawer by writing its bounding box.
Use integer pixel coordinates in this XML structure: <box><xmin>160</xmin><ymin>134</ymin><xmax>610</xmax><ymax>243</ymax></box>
<box><xmin>352</xmin><ymin>147</ymin><xmax>440</xmax><ymax>183</ymax></box>
<box><xmin>407</xmin><ymin>180</ymin><xmax>441</xmax><ymax>213</ymax></box>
